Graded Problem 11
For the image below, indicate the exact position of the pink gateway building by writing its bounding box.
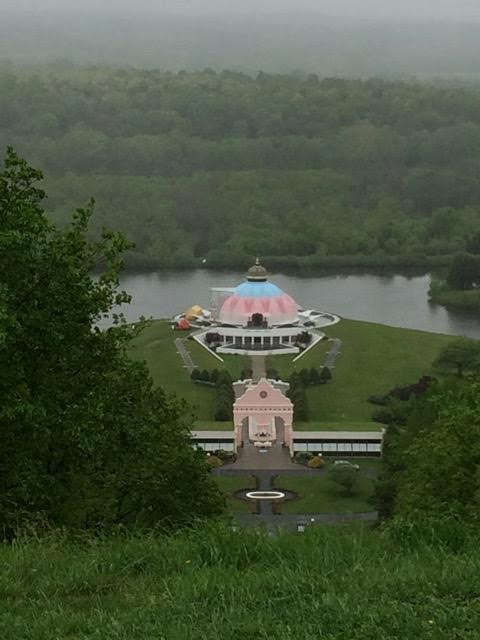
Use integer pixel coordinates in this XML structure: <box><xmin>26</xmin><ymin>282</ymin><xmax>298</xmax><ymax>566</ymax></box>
<box><xmin>233</xmin><ymin>378</ymin><xmax>294</xmax><ymax>450</ymax></box>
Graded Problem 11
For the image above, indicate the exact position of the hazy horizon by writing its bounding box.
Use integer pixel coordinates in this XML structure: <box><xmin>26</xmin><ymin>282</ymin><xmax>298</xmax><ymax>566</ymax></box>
<box><xmin>2</xmin><ymin>0</ymin><xmax>480</xmax><ymax>22</ymax></box>
<box><xmin>2</xmin><ymin>0</ymin><xmax>480</xmax><ymax>77</ymax></box>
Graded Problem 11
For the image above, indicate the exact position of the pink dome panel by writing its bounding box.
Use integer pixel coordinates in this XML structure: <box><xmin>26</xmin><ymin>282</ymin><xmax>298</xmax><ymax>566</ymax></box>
<box><xmin>220</xmin><ymin>293</ymin><xmax>298</xmax><ymax>326</ymax></box>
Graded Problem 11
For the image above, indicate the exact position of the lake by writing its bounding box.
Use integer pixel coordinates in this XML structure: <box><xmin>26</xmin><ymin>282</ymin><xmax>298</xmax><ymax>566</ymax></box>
<box><xmin>117</xmin><ymin>270</ymin><xmax>480</xmax><ymax>340</ymax></box>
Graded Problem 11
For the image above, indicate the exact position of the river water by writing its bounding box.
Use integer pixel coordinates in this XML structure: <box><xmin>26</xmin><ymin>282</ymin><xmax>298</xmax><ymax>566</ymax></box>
<box><xmin>117</xmin><ymin>270</ymin><xmax>480</xmax><ymax>339</ymax></box>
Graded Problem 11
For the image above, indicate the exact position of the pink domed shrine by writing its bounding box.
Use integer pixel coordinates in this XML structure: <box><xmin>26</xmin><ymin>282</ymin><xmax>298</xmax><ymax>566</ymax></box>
<box><xmin>219</xmin><ymin>260</ymin><xmax>298</xmax><ymax>327</ymax></box>
<box><xmin>177</xmin><ymin>259</ymin><xmax>340</xmax><ymax>357</ymax></box>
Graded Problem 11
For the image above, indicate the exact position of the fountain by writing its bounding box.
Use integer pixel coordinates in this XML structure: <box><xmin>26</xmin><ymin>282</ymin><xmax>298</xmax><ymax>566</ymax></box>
<box><xmin>245</xmin><ymin>490</ymin><xmax>286</xmax><ymax>501</ymax></box>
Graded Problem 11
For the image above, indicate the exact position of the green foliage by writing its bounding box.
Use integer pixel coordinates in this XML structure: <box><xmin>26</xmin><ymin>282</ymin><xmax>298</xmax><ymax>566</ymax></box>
<box><xmin>3</xmin><ymin>523</ymin><xmax>480</xmax><ymax>638</ymax></box>
<box><xmin>375</xmin><ymin>376</ymin><xmax>480</xmax><ymax>522</ymax></box>
<box><xmin>309</xmin><ymin>367</ymin><xmax>321</xmax><ymax>386</ymax></box>
<box><xmin>396</xmin><ymin>378</ymin><xmax>480</xmax><ymax>520</ymax></box>
<box><xmin>327</xmin><ymin>466</ymin><xmax>360</xmax><ymax>497</ymax></box>
<box><xmin>266</xmin><ymin>367</ymin><xmax>279</xmax><ymax>380</ymax></box>
<box><xmin>433</xmin><ymin>339</ymin><xmax>480</xmax><ymax>376</ymax></box>
<box><xmin>307</xmin><ymin>456</ymin><xmax>324</xmax><ymax>469</ymax></box>
<box><xmin>240</xmin><ymin>367</ymin><xmax>253</xmax><ymax>380</ymax></box>
<box><xmin>292</xmin><ymin>451</ymin><xmax>314</xmax><ymax>465</ymax></box>
<box><xmin>2</xmin><ymin>69</ymin><xmax>480</xmax><ymax>269</ymax></box>
<box><xmin>206</xmin><ymin>455</ymin><xmax>223</xmax><ymax>468</ymax></box>
<box><xmin>446</xmin><ymin>253</ymin><xmax>480</xmax><ymax>290</ymax></box>
<box><xmin>368</xmin><ymin>394</ymin><xmax>390</xmax><ymax>406</ymax></box>
<box><xmin>287</xmin><ymin>374</ymin><xmax>309</xmax><ymax>422</ymax></box>
<box><xmin>0</xmin><ymin>150</ymin><xmax>224</xmax><ymax>533</ymax></box>
<box><xmin>214</xmin><ymin>370</ymin><xmax>234</xmax><ymax>422</ymax></box>
<box><xmin>319</xmin><ymin>366</ymin><xmax>332</xmax><ymax>384</ymax></box>
<box><xmin>199</xmin><ymin>369</ymin><xmax>212</xmax><ymax>382</ymax></box>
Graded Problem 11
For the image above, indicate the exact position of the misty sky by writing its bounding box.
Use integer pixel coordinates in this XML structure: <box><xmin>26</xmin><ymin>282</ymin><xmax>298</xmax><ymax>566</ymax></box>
<box><xmin>2</xmin><ymin>0</ymin><xmax>480</xmax><ymax>22</ymax></box>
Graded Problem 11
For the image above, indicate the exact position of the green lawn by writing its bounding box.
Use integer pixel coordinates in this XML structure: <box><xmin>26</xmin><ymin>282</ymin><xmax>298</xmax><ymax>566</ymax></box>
<box><xmin>129</xmin><ymin>321</ymin><xmax>217</xmax><ymax>420</ymax></box>
<box><xmin>215</xmin><ymin>475</ymin><xmax>256</xmax><ymax>513</ymax></box>
<box><xmin>129</xmin><ymin>322</ymin><xmax>251</xmax><ymax>420</ymax></box>
<box><xmin>194</xmin><ymin>421</ymin><xmax>234</xmax><ymax>431</ymax></box>
<box><xmin>270</xmin><ymin>319</ymin><xmax>452</xmax><ymax>423</ymax></box>
<box><xmin>276</xmin><ymin>473</ymin><xmax>375</xmax><ymax>514</ymax></box>
<box><xmin>130</xmin><ymin>318</ymin><xmax>453</xmax><ymax>425</ymax></box>
<box><xmin>266</xmin><ymin>335</ymin><xmax>331</xmax><ymax>377</ymax></box>
<box><xmin>187</xmin><ymin>337</ymin><xmax>251</xmax><ymax>379</ymax></box>
<box><xmin>294</xmin><ymin>421</ymin><xmax>382</xmax><ymax>432</ymax></box>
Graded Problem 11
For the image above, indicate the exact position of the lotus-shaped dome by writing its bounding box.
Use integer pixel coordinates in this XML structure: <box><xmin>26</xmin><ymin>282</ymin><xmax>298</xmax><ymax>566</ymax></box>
<box><xmin>219</xmin><ymin>261</ymin><xmax>298</xmax><ymax>327</ymax></box>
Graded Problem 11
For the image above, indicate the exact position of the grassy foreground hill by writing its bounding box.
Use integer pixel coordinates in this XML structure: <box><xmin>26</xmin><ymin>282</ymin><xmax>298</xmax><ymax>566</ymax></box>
<box><xmin>129</xmin><ymin>319</ymin><xmax>452</xmax><ymax>425</ymax></box>
<box><xmin>2</xmin><ymin>524</ymin><xmax>479</xmax><ymax>639</ymax></box>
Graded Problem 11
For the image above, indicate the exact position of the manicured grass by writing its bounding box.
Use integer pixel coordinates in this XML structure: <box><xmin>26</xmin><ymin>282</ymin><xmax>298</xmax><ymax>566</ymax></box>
<box><xmin>266</xmin><ymin>335</ymin><xmax>331</xmax><ymax>377</ymax></box>
<box><xmin>3</xmin><ymin>526</ymin><xmax>480</xmax><ymax>638</ymax></box>
<box><xmin>215</xmin><ymin>475</ymin><xmax>255</xmax><ymax>513</ymax></box>
<box><xmin>130</xmin><ymin>318</ymin><xmax>452</xmax><ymax>425</ymax></box>
<box><xmin>129</xmin><ymin>321</ymin><xmax>250</xmax><ymax>421</ymax></box>
<box><xmin>272</xmin><ymin>319</ymin><xmax>452</xmax><ymax>423</ymax></box>
<box><xmin>186</xmin><ymin>337</ymin><xmax>251</xmax><ymax>379</ymax></box>
<box><xmin>295</xmin><ymin>421</ymin><xmax>382</xmax><ymax>432</ymax></box>
<box><xmin>194</xmin><ymin>421</ymin><xmax>234</xmax><ymax>431</ymax></box>
<box><xmin>129</xmin><ymin>321</ymin><xmax>216</xmax><ymax>420</ymax></box>
<box><xmin>314</xmin><ymin>320</ymin><xmax>452</xmax><ymax>422</ymax></box>
<box><xmin>276</xmin><ymin>473</ymin><xmax>375</xmax><ymax>514</ymax></box>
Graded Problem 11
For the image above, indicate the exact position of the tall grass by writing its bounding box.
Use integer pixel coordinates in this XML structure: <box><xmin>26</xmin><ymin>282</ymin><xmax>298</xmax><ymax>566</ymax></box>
<box><xmin>1</xmin><ymin>522</ymin><xmax>480</xmax><ymax>639</ymax></box>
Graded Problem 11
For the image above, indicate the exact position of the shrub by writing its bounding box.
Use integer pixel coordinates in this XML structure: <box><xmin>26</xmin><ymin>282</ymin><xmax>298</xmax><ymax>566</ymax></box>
<box><xmin>319</xmin><ymin>367</ymin><xmax>332</xmax><ymax>384</ymax></box>
<box><xmin>293</xmin><ymin>451</ymin><xmax>314</xmax><ymax>465</ymax></box>
<box><xmin>292</xmin><ymin>390</ymin><xmax>309</xmax><ymax>421</ymax></box>
<box><xmin>309</xmin><ymin>367</ymin><xmax>321</xmax><ymax>386</ymax></box>
<box><xmin>214</xmin><ymin>449</ymin><xmax>236</xmax><ymax>464</ymax></box>
<box><xmin>296</xmin><ymin>331</ymin><xmax>312</xmax><ymax>346</ymax></box>
<box><xmin>206</xmin><ymin>455</ymin><xmax>223</xmax><ymax>468</ymax></box>
<box><xmin>214</xmin><ymin>407</ymin><xmax>231</xmax><ymax>422</ymax></box>
<box><xmin>266</xmin><ymin>367</ymin><xmax>279</xmax><ymax>380</ymax></box>
<box><xmin>372</xmin><ymin>409</ymin><xmax>396</xmax><ymax>424</ymax></box>
<box><xmin>299</xmin><ymin>368</ymin><xmax>311</xmax><ymax>388</ymax></box>
<box><xmin>328</xmin><ymin>466</ymin><xmax>359</xmax><ymax>497</ymax></box>
<box><xmin>190</xmin><ymin>368</ymin><xmax>201</xmax><ymax>381</ymax></box>
<box><xmin>368</xmin><ymin>394</ymin><xmax>390</xmax><ymax>406</ymax></box>
<box><xmin>308</xmin><ymin>456</ymin><xmax>324</xmax><ymax>469</ymax></box>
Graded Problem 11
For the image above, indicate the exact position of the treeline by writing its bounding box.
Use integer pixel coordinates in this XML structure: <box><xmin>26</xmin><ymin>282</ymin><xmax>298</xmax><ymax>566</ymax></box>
<box><xmin>429</xmin><ymin>253</ymin><xmax>480</xmax><ymax>310</ymax></box>
<box><xmin>3</xmin><ymin>68</ymin><xmax>480</xmax><ymax>269</ymax></box>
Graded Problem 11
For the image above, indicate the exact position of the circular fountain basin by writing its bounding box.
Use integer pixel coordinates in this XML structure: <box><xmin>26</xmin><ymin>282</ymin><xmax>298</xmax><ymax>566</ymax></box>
<box><xmin>245</xmin><ymin>490</ymin><xmax>286</xmax><ymax>501</ymax></box>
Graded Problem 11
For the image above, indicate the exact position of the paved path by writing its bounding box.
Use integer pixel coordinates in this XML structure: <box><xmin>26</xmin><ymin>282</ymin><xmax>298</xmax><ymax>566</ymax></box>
<box><xmin>216</xmin><ymin>466</ymin><xmax>325</xmax><ymax>478</ymax></box>
<box><xmin>175</xmin><ymin>338</ymin><xmax>195</xmax><ymax>373</ymax></box>
<box><xmin>228</xmin><ymin>441</ymin><xmax>297</xmax><ymax>471</ymax></box>
<box><xmin>325</xmin><ymin>338</ymin><xmax>342</xmax><ymax>369</ymax></box>
<box><xmin>252</xmin><ymin>355</ymin><xmax>266</xmax><ymax>382</ymax></box>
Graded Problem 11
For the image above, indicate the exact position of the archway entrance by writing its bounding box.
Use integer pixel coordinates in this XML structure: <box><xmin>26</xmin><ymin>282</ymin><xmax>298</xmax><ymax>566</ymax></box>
<box><xmin>233</xmin><ymin>378</ymin><xmax>293</xmax><ymax>451</ymax></box>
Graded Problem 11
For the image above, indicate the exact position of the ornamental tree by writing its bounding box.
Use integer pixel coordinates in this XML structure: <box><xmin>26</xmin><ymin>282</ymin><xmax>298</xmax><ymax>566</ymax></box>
<box><xmin>0</xmin><ymin>150</ymin><xmax>224</xmax><ymax>533</ymax></box>
<box><xmin>433</xmin><ymin>339</ymin><xmax>480</xmax><ymax>377</ymax></box>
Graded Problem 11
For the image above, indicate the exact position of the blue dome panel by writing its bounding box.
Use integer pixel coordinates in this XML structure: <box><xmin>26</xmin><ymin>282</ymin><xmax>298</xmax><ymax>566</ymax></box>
<box><xmin>234</xmin><ymin>281</ymin><xmax>284</xmax><ymax>298</ymax></box>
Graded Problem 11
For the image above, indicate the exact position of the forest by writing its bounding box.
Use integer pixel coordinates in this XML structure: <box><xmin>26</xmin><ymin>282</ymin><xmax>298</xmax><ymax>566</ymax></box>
<box><xmin>2</xmin><ymin>66</ymin><xmax>480</xmax><ymax>270</ymax></box>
